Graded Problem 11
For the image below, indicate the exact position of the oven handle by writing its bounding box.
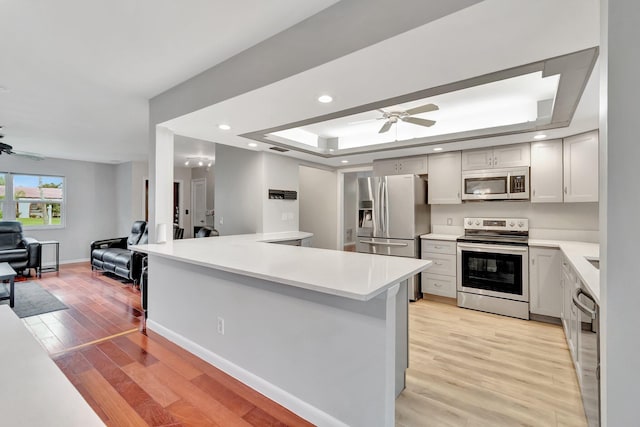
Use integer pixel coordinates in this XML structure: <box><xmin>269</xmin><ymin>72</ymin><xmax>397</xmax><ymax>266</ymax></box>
<box><xmin>572</xmin><ymin>288</ymin><xmax>597</xmax><ymax>319</ymax></box>
<box><xmin>457</xmin><ymin>242</ymin><xmax>528</xmax><ymax>252</ymax></box>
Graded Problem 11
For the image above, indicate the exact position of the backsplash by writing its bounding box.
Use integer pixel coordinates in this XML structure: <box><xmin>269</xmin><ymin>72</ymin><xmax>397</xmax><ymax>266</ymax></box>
<box><xmin>431</xmin><ymin>202</ymin><xmax>599</xmax><ymax>242</ymax></box>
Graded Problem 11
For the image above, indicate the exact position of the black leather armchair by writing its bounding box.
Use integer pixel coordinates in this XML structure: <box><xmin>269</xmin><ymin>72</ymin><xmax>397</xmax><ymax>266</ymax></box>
<box><xmin>90</xmin><ymin>221</ymin><xmax>148</xmax><ymax>284</ymax></box>
<box><xmin>195</xmin><ymin>227</ymin><xmax>219</xmax><ymax>238</ymax></box>
<box><xmin>0</xmin><ymin>221</ymin><xmax>41</xmax><ymax>276</ymax></box>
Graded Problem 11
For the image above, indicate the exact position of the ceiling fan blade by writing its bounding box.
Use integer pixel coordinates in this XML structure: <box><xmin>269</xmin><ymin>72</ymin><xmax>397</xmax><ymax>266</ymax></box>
<box><xmin>405</xmin><ymin>103</ymin><xmax>439</xmax><ymax>116</ymax></box>
<box><xmin>13</xmin><ymin>151</ymin><xmax>45</xmax><ymax>161</ymax></box>
<box><xmin>401</xmin><ymin>116</ymin><xmax>436</xmax><ymax>127</ymax></box>
<box><xmin>378</xmin><ymin>121</ymin><xmax>393</xmax><ymax>133</ymax></box>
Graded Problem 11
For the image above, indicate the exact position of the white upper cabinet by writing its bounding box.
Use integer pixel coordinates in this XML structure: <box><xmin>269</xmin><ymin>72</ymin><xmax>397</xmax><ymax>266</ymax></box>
<box><xmin>563</xmin><ymin>131</ymin><xmax>599</xmax><ymax>203</ymax></box>
<box><xmin>461</xmin><ymin>148</ymin><xmax>493</xmax><ymax>170</ymax></box>
<box><xmin>493</xmin><ymin>143</ymin><xmax>531</xmax><ymax>168</ymax></box>
<box><xmin>530</xmin><ymin>247</ymin><xmax>562</xmax><ymax>317</ymax></box>
<box><xmin>531</xmin><ymin>139</ymin><xmax>564</xmax><ymax>203</ymax></box>
<box><xmin>373</xmin><ymin>156</ymin><xmax>428</xmax><ymax>176</ymax></box>
<box><xmin>461</xmin><ymin>143</ymin><xmax>530</xmax><ymax>170</ymax></box>
<box><xmin>427</xmin><ymin>151</ymin><xmax>462</xmax><ymax>204</ymax></box>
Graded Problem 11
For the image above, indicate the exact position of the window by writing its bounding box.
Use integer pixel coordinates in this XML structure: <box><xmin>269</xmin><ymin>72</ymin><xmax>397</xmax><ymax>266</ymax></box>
<box><xmin>3</xmin><ymin>174</ymin><xmax>65</xmax><ymax>228</ymax></box>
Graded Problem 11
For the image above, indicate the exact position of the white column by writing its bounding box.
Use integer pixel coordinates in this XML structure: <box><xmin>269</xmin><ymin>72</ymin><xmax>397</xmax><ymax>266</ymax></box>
<box><xmin>154</xmin><ymin>126</ymin><xmax>174</xmax><ymax>243</ymax></box>
<box><xmin>601</xmin><ymin>0</ymin><xmax>640</xmax><ymax>425</ymax></box>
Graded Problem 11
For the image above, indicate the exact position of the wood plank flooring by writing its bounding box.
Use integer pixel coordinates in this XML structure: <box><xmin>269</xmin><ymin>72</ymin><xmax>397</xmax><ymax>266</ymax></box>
<box><xmin>17</xmin><ymin>263</ymin><xmax>312</xmax><ymax>427</ymax></box>
<box><xmin>15</xmin><ymin>264</ymin><xmax>587</xmax><ymax>426</ymax></box>
<box><xmin>397</xmin><ymin>299</ymin><xmax>588</xmax><ymax>427</ymax></box>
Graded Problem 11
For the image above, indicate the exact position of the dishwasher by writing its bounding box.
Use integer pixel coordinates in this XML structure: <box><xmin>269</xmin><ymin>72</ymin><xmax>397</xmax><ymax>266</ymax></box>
<box><xmin>572</xmin><ymin>287</ymin><xmax>600</xmax><ymax>427</ymax></box>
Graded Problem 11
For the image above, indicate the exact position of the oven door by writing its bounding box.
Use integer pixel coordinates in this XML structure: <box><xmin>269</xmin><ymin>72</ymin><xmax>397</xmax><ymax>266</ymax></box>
<box><xmin>457</xmin><ymin>242</ymin><xmax>529</xmax><ymax>302</ymax></box>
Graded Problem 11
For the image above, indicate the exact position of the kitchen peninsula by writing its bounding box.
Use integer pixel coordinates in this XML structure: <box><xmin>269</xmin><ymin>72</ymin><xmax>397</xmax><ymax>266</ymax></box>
<box><xmin>133</xmin><ymin>231</ymin><xmax>431</xmax><ymax>427</ymax></box>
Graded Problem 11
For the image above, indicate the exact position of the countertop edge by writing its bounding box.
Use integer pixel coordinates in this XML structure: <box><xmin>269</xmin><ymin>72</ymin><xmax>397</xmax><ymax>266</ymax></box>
<box><xmin>134</xmin><ymin>239</ymin><xmax>432</xmax><ymax>301</ymax></box>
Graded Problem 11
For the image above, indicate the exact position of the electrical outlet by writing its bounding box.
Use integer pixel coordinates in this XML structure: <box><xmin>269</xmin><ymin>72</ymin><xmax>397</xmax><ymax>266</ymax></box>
<box><xmin>219</xmin><ymin>217</ymin><xmax>224</xmax><ymax>225</ymax></box>
<box><xmin>217</xmin><ymin>317</ymin><xmax>225</xmax><ymax>335</ymax></box>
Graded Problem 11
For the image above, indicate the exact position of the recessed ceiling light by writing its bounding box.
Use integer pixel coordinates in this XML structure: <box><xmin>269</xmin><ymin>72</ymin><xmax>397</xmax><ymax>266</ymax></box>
<box><xmin>318</xmin><ymin>95</ymin><xmax>333</xmax><ymax>103</ymax></box>
<box><xmin>198</xmin><ymin>160</ymin><xmax>203</xmax><ymax>166</ymax></box>
<box><xmin>207</xmin><ymin>162</ymin><xmax>212</xmax><ymax>167</ymax></box>
<box><xmin>433</xmin><ymin>147</ymin><xmax>443</xmax><ymax>152</ymax></box>
<box><xmin>533</xmin><ymin>134</ymin><xmax>547</xmax><ymax>140</ymax></box>
<box><xmin>341</xmin><ymin>160</ymin><xmax>349</xmax><ymax>164</ymax></box>
<box><xmin>185</xmin><ymin>160</ymin><xmax>189</xmax><ymax>166</ymax></box>
<box><xmin>248</xmin><ymin>142</ymin><xmax>258</xmax><ymax>148</ymax></box>
<box><xmin>329</xmin><ymin>148</ymin><xmax>335</xmax><ymax>152</ymax></box>
<box><xmin>218</xmin><ymin>124</ymin><xmax>231</xmax><ymax>130</ymax></box>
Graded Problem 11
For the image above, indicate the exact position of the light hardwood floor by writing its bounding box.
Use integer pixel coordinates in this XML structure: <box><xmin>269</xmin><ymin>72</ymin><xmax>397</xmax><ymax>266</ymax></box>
<box><xmin>396</xmin><ymin>299</ymin><xmax>587</xmax><ymax>427</ymax></box>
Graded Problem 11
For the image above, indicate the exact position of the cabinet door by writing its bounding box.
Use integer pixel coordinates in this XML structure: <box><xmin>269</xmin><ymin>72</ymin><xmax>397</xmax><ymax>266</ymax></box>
<box><xmin>427</xmin><ymin>152</ymin><xmax>462</xmax><ymax>204</ymax></box>
<box><xmin>493</xmin><ymin>143</ymin><xmax>531</xmax><ymax>168</ymax></box>
<box><xmin>563</xmin><ymin>131</ymin><xmax>599</xmax><ymax>202</ymax></box>
<box><xmin>397</xmin><ymin>156</ymin><xmax>428</xmax><ymax>175</ymax></box>
<box><xmin>372</xmin><ymin>159</ymin><xmax>398</xmax><ymax>176</ymax></box>
<box><xmin>529</xmin><ymin>247</ymin><xmax>562</xmax><ymax>317</ymax></box>
<box><xmin>461</xmin><ymin>148</ymin><xmax>493</xmax><ymax>170</ymax></box>
<box><xmin>531</xmin><ymin>140</ymin><xmax>563</xmax><ymax>203</ymax></box>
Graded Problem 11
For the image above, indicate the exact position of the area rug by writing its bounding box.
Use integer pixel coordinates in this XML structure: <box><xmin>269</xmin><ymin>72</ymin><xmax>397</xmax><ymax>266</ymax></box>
<box><xmin>0</xmin><ymin>281</ymin><xmax>68</xmax><ymax>318</ymax></box>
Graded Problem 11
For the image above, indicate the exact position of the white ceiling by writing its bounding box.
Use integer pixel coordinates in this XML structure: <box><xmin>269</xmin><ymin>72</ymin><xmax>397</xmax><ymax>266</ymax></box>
<box><xmin>0</xmin><ymin>0</ymin><xmax>339</xmax><ymax>163</ymax></box>
<box><xmin>0</xmin><ymin>0</ymin><xmax>600</xmax><ymax>168</ymax></box>
<box><xmin>166</xmin><ymin>0</ymin><xmax>600</xmax><ymax>168</ymax></box>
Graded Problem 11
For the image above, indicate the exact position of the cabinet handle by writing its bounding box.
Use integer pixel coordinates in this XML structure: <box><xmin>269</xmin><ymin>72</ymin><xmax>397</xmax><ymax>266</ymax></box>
<box><xmin>434</xmin><ymin>282</ymin><xmax>442</xmax><ymax>288</ymax></box>
<box><xmin>564</xmin><ymin>186</ymin><xmax>568</xmax><ymax>194</ymax></box>
<box><xmin>434</xmin><ymin>245</ymin><xmax>442</xmax><ymax>249</ymax></box>
<box><xmin>494</xmin><ymin>156</ymin><xmax>498</xmax><ymax>166</ymax></box>
<box><xmin>488</xmin><ymin>158</ymin><xmax>492</xmax><ymax>166</ymax></box>
<box><xmin>435</xmin><ymin>261</ymin><xmax>443</xmax><ymax>265</ymax></box>
<box><xmin>457</xmin><ymin>192</ymin><xmax>460</xmax><ymax>199</ymax></box>
<box><xmin>533</xmin><ymin>189</ymin><xmax>536</xmax><ymax>197</ymax></box>
<box><xmin>532</xmin><ymin>258</ymin><xmax>535</xmax><ymax>265</ymax></box>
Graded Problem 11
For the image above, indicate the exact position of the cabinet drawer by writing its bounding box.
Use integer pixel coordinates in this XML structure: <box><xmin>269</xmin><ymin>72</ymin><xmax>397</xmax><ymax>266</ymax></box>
<box><xmin>422</xmin><ymin>253</ymin><xmax>456</xmax><ymax>276</ymax></box>
<box><xmin>421</xmin><ymin>273</ymin><xmax>456</xmax><ymax>298</ymax></box>
<box><xmin>422</xmin><ymin>240</ymin><xmax>456</xmax><ymax>255</ymax></box>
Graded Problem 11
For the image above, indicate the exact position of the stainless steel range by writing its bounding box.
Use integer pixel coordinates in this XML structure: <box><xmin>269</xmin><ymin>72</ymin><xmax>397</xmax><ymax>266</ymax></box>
<box><xmin>457</xmin><ymin>217</ymin><xmax>529</xmax><ymax>319</ymax></box>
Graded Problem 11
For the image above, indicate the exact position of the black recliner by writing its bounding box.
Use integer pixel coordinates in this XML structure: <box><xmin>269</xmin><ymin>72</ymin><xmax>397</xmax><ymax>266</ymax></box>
<box><xmin>0</xmin><ymin>221</ymin><xmax>41</xmax><ymax>276</ymax></box>
<box><xmin>195</xmin><ymin>227</ymin><xmax>219</xmax><ymax>238</ymax></box>
<box><xmin>90</xmin><ymin>221</ymin><xmax>148</xmax><ymax>284</ymax></box>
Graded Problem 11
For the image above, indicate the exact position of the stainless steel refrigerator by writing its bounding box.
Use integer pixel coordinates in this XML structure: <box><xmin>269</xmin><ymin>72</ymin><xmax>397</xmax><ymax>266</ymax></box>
<box><xmin>356</xmin><ymin>174</ymin><xmax>430</xmax><ymax>301</ymax></box>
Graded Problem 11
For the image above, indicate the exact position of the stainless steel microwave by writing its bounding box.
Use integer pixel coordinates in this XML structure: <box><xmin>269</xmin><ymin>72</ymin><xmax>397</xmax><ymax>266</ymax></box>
<box><xmin>461</xmin><ymin>167</ymin><xmax>529</xmax><ymax>201</ymax></box>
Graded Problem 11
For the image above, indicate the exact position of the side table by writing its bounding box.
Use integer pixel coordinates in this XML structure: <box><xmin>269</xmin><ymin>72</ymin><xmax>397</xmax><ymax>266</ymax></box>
<box><xmin>39</xmin><ymin>240</ymin><xmax>60</xmax><ymax>277</ymax></box>
<box><xmin>0</xmin><ymin>263</ymin><xmax>17</xmax><ymax>307</ymax></box>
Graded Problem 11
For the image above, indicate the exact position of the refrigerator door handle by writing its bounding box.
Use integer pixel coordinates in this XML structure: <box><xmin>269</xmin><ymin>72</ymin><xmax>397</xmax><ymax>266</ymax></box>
<box><xmin>383</xmin><ymin>178</ymin><xmax>390</xmax><ymax>238</ymax></box>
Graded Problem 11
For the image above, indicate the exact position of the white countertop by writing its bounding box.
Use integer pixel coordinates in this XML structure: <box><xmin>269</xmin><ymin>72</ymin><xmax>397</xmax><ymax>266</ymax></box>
<box><xmin>0</xmin><ymin>306</ymin><xmax>104</xmax><ymax>426</ymax></box>
<box><xmin>420</xmin><ymin>233</ymin><xmax>460</xmax><ymax>241</ymax></box>
<box><xmin>529</xmin><ymin>239</ymin><xmax>600</xmax><ymax>304</ymax></box>
<box><xmin>133</xmin><ymin>231</ymin><xmax>432</xmax><ymax>301</ymax></box>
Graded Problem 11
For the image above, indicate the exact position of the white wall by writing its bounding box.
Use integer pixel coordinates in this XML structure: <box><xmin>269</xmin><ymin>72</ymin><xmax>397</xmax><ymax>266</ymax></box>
<box><xmin>261</xmin><ymin>154</ymin><xmax>299</xmax><ymax>233</ymax></box>
<box><xmin>115</xmin><ymin>162</ymin><xmax>133</xmax><ymax>236</ymax></box>
<box><xmin>131</xmin><ymin>161</ymin><xmax>147</xmax><ymax>224</ymax></box>
<box><xmin>602</xmin><ymin>1</ymin><xmax>640</xmax><ymax>424</ymax></box>
<box><xmin>214</xmin><ymin>145</ymin><xmax>262</xmax><ymax>235</ymax></box>
<box><xmin>432</xmin><ymin>202</ymin><xmax>599</xmax><ymax>242</ymax></box>
<box><xmin>343</xmin><ymin>173</ymin><xmax>358</xmax><ymax>245</ymax></box>
<box><xmin>0</xmin><ymin>156</ymin><xmax>118</xmax><ymax>262</ymax></box>
<box><xmin>299</xmin><ymin>166</ymin><xmax>338</xmax><ymax>250</ymax></box>
<box><xmin>173</xmin><ymin>166</ymin><xmax>192</xmax><ymax>238</ymax></box>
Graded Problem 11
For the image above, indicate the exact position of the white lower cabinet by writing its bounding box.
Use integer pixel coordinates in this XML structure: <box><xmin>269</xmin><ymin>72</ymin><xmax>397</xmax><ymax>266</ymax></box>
<box><xmin>421</xmin><ymin>239</ymin><xmax>457</xmax><ymax>298</ymax></box>
<box><xmin>529</xmin><ymin>247</ymin><xmax>562</xmax><ymax>317</ymax></box>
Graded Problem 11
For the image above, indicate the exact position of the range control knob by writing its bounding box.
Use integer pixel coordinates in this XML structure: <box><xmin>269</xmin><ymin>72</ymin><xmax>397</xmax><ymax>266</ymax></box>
<box><xmin>518</xmin><ymin>221</ymin><xmax>525</xmax><ymax>228</ymax></box>
<box><xmin>475</xmin><ymin>220</ymin><xmax>480</xmax><ymax>226</ymax></box>
<box><xmin>467</xmin><ymin>219</ymin><xmax>473</xmax><ymax>226</ymax></box>
<box><xmin>509</xmin><ymin>221</ymin><xmax>515</xmax><ymax>227</ymax></box>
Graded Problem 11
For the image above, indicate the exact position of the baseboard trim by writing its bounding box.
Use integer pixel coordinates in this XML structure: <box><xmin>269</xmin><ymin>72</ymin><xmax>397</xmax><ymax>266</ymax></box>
<box><xmin>422</xmin><ymin>293</ymin><xmax>457</xmax><ymax>306</ymax></box>
<box><xmin>147</xmin><ymin>319</ymin><xmax>348</xmax><ymax>427</ymax></box>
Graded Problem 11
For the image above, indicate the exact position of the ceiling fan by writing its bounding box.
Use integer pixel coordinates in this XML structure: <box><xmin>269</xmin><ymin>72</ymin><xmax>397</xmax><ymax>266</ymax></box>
<box><xmin>376</xmin><ymin>103</ymin><xmax>439</xmax><ymax>134</ymax></box>
<box><xmin>0</xmin><ymin>138</ymin><xmax>45</xmax><ymax>161</ymax></box>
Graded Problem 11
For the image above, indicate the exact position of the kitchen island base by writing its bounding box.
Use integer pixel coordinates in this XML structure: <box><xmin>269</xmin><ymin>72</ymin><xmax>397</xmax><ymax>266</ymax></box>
<box><xmin>147</xmin><ymin>255</ymin><xmax>408</xmax><ymax>427</ymax></box>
